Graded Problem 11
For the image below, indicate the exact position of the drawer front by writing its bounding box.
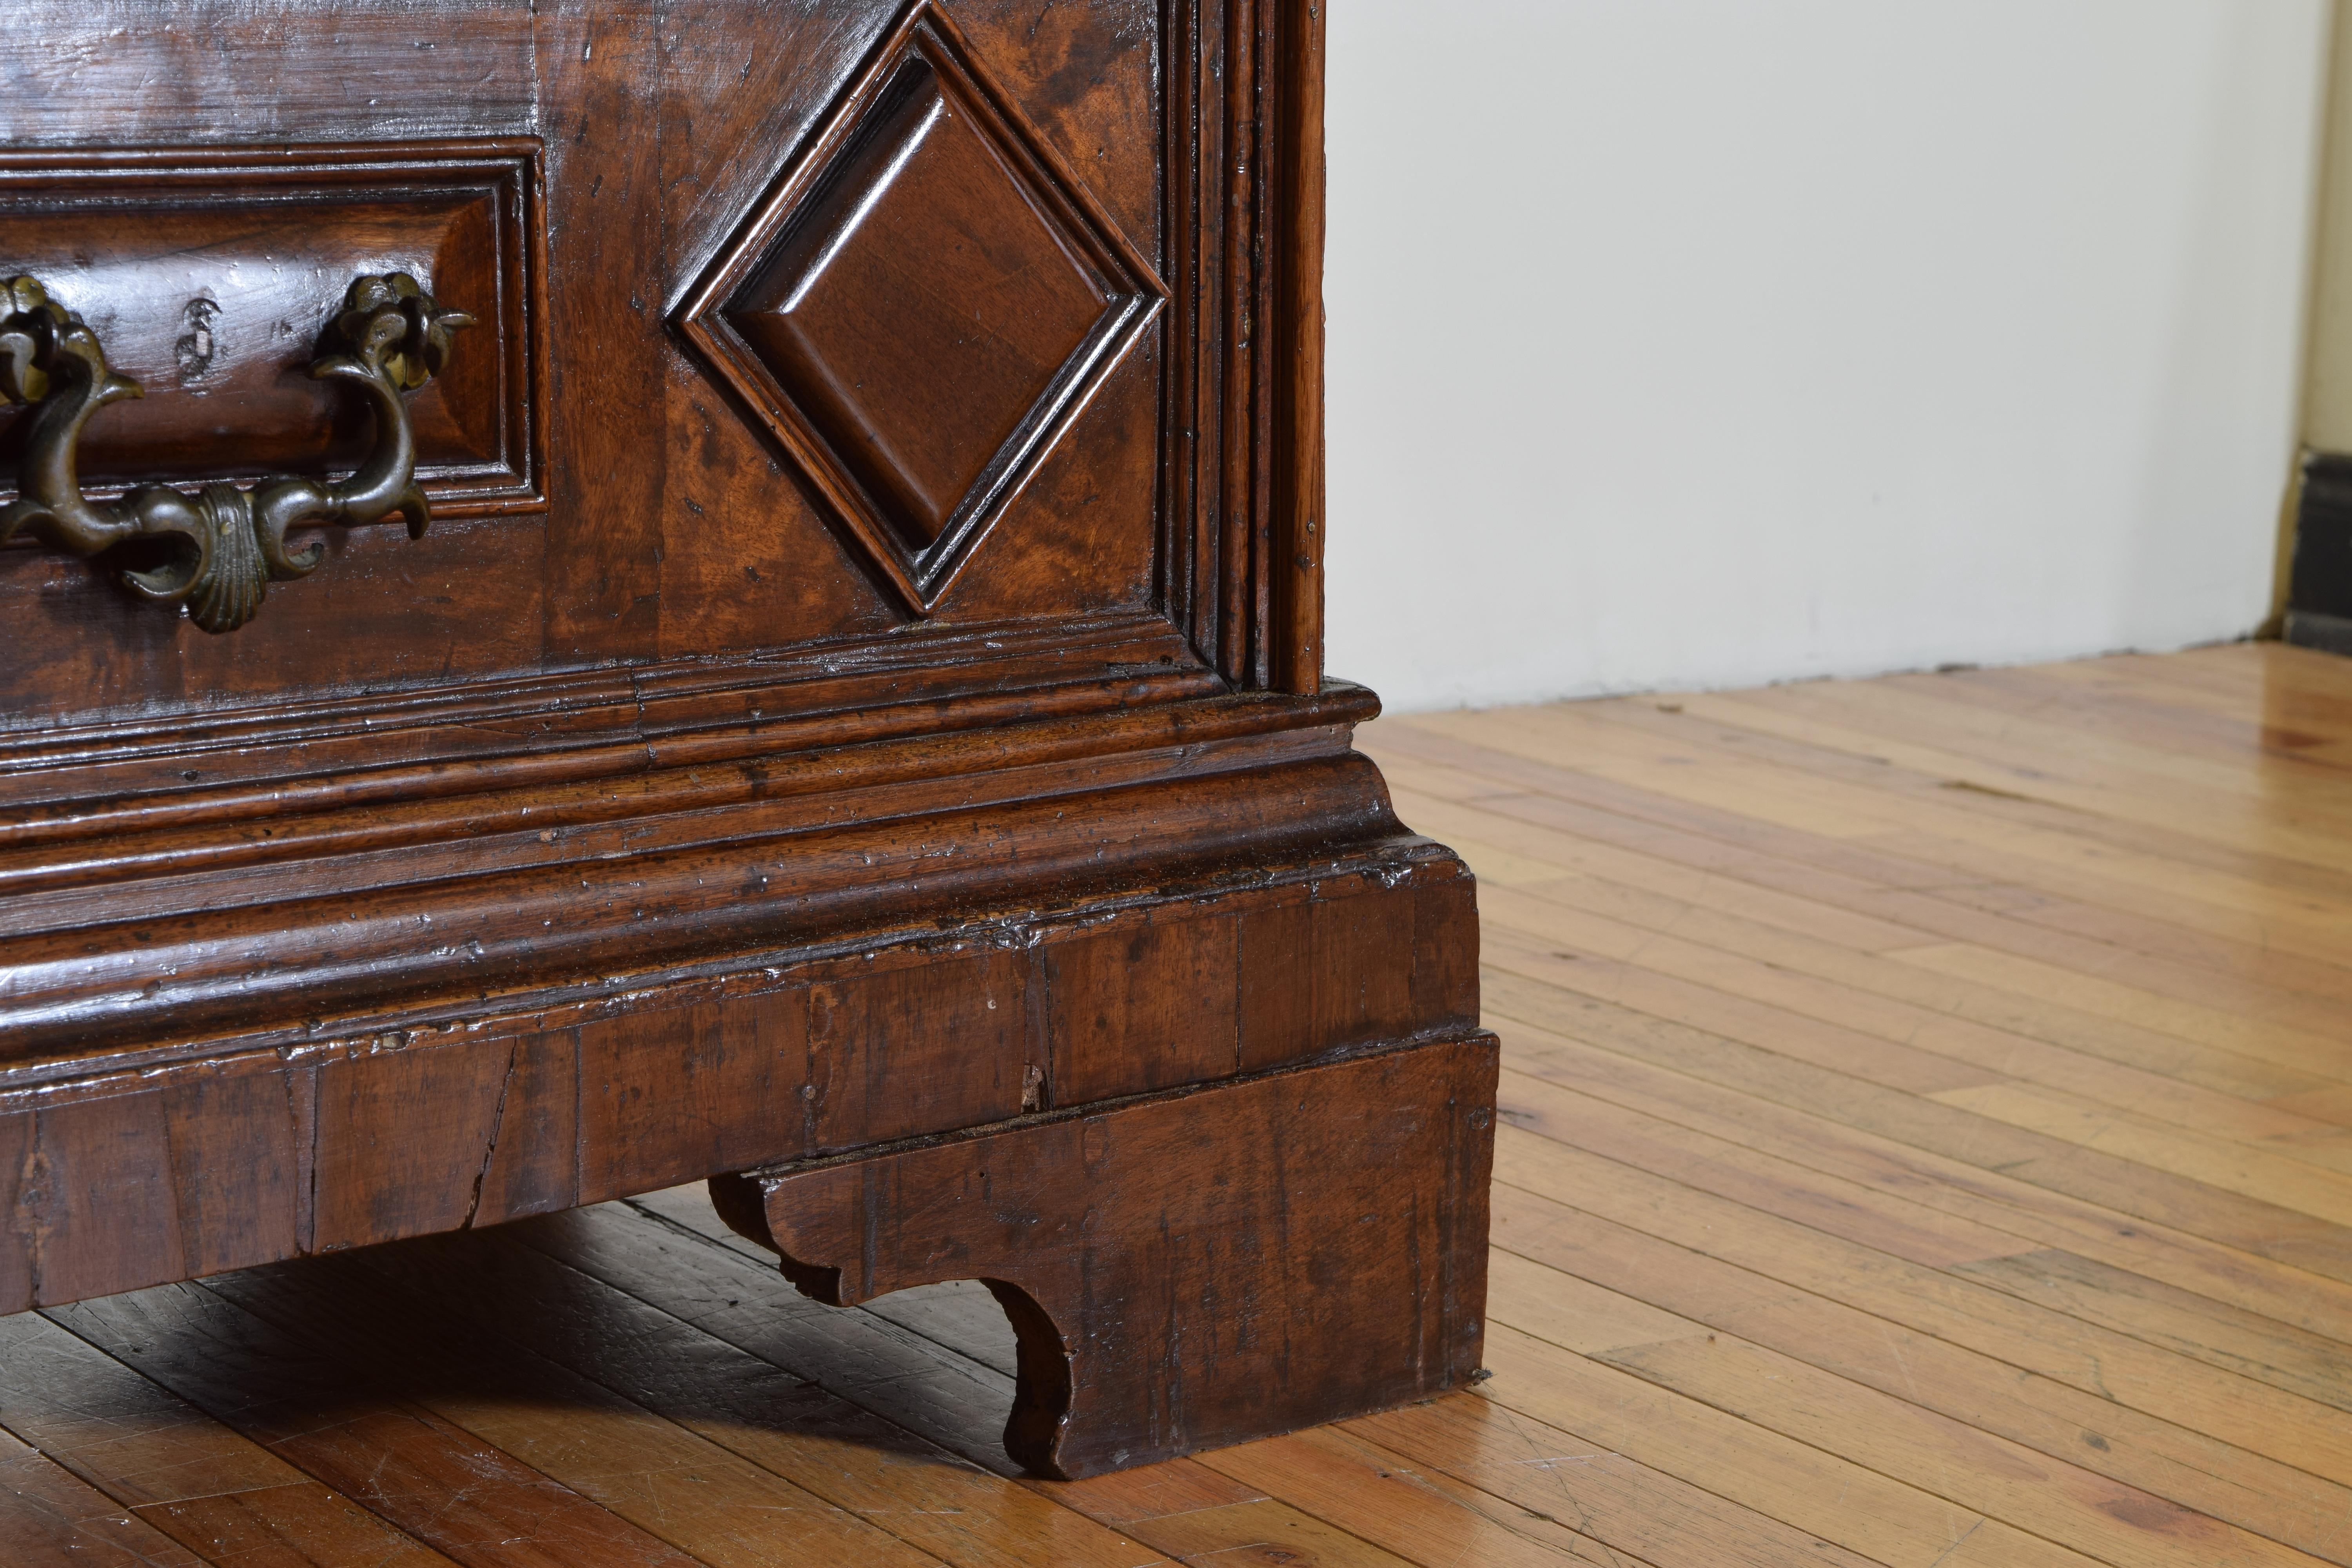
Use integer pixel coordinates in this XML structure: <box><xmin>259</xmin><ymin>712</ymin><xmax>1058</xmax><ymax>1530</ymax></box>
<box><xmin>0</xmin><ymin>0</ymin><xmax>1318</xmax><ymax>729</ymax></box>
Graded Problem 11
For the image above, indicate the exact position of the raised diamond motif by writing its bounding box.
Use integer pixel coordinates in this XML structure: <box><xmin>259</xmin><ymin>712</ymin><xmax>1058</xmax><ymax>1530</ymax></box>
<box><xmin>675</xmin><ymin>4</ymin><xmax>1166</xmax><ymax>612</ymax></box>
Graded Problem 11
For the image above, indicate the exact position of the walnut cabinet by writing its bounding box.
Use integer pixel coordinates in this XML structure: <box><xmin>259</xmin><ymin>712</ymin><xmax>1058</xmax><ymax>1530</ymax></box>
<box><xmin>0</xmin><ymin>0</ymin><xmax>1494</xmax><ymax>1479</ymax></box>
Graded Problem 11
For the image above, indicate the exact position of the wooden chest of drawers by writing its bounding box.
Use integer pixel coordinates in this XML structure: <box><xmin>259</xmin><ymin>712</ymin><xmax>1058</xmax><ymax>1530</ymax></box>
<box><xmin>0</xmin><ymin>0</ymin><xmax>1493</xmax><ymax>1478</ymax></box>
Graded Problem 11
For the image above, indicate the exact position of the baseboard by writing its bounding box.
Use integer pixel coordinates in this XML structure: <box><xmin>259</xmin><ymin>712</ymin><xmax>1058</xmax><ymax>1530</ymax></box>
<box><xmin>2285</xmin><ymin>609</ymin><xmax>2352</xmax><ymax>658</ymax></box>
<box><xmin>2289</xmin><ymin>453</ymin><xmax>2352</xmax><ymax>644</ymax></box>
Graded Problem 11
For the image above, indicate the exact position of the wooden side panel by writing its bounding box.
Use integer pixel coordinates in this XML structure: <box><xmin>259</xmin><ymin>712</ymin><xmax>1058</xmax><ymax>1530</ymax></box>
<box><xmin>578</xmin><ymin>991</ymin><xmax>807</xmax><ymax>1205</ymax></box>
<box><xmin>1236</xmin><ymin>863</ymin><xmax>1479</xmax><ymax>1075</ymax></box>
<box><xmin>808</xmin><ymin>950</ymin><xmax>1028</xmax><ymax>1152</ymax></box>
<box><xmin>311</xmin><ymin>1043</ymin><xmax>510</xmax><ymax>1254</ymax></box>
<box><xmin>160</xmin><ymin>1067</ymin><xmax>303</xmax><ymax>1282</ymax></box>
<box><xmin>1412</xmin><ymin>869</ymin><xmax>1481</xmax><ymax>1028</ymax></box>
<box><xmin>0</xmin><ymin>1056</ymin><xmax>307</xmax><ymax>1308</ymax></box>
<box><xmin>473</xmin><ymin>1027</ymin><xmax>583</xmax><ymax>1225</ymax></box>
<box><xmin>1046</xmin><ymin>914</ymin><xmax>1239</xmax><ymax>1105</ymax></box>
<box><xmin>1235</xmin><ymin>897</ymin><xmax>1314</xmax><ymax>1071</ymax></box>
<box><xmin>1309</xmin><ymin>885</ymin><xmax>1417</xmax><ymax>1051</ymax></box>
<box><xmin>726</xmin><ymin>1033</ymin><xmax>1500</xmax><ymax>1479</ymax></box>
<box><xmin>29</xmin><ymin>1092</ymin><xmax>188</xmax><ymax>1307</ymax></box>
<box><xmin>1045</xmin><ymin>855</ymin><xmax>1477</xmax><ymax>1106</ymax></box>
<box><xmin>0</xmin><ymin>1110</ymin><xmax>32</xmax><ymax>1314</ymax></box>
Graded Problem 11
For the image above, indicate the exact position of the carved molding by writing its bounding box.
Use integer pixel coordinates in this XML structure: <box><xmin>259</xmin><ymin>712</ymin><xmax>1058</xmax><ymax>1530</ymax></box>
<box><xmin>676</xmin><ymin>2</ymin><xmax>1167</xmax><ymax>615</ymax></box>
<box><xmin>1161</xmin><ymin>0</ymin><xmax>1325</xmax><ymax>694</ymax></box>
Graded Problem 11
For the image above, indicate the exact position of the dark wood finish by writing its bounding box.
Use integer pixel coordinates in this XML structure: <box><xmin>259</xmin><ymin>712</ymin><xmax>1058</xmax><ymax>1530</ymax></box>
<box><xmin>0</xmin><ymin>0</ymin><xmax>1310</xmax><ymax>698</ymax></box>
<box><xmin>1274</xmin><ymin>0</ymin><xmax>1325</xmax><ymax>695</ymax></box>
<box><xmin>711</xmin><ymin>1037</ymin><xmax>1499</xmax><ymax>1480</ymax></box>
<box><xmin>0</xmin><ymin>0</ymin><xmax>1486</xmax><ymax>1488</ymax></box>
<box><xmin>0</xmin><ymin>841</ymin><xmax>1477</xmax><ymax>1312</ymax></box>
<box><xmin>678</xmin><ymin>2</ymin><xmax>1166</xmax><ymax>611</ymax></box>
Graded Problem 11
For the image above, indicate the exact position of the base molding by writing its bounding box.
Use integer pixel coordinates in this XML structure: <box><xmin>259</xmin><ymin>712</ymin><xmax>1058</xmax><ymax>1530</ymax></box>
<box><xmin>0</xmin><ymin>833</ymin><xmax>1474</xmax><ymax>1314</ymax></box>
<box><xmin>0</xmin><ymin>684</ymin><xmax>1388</xmax><ymax>1065</ymax></box>
<box><xmin>2288</xmin><ymin>452</ymin><xmax>2352</xmax><ymax>650</ymax></box>
<box><xmin>712</xmin><ymin>1034</ymin><xmax>1498</xmax><ymax>1479</ymax></box>
<box><xmin>2285</xmin><ymin>609</ymin><xmax>2352</xmax><ymax>658</ymax></box>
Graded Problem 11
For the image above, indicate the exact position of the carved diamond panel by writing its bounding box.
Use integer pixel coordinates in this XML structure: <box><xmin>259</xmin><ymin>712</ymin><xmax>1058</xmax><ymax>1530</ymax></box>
<box><xmin>676</xmin><ymin>4</ymin><xmax>1167</xmax><ymax>613</ymax></box>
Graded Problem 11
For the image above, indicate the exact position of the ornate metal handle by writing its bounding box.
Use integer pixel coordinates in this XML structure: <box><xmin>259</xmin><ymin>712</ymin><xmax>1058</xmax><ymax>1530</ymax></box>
<box><xmin>0</xmin><ymin>272</ymin><xmax>471</xmax><ymax>633</ymax></box>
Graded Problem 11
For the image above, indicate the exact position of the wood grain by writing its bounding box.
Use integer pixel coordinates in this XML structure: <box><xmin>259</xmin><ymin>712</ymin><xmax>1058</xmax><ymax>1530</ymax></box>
<box><xmin>713</xmin><ymin>1038</ymin><xmax>1497</xmax><ymax>1479</ymax></box>
<box><xmin>11</xmin><ymin>601</ymin><xmax>2351</xmax><ymax>1562</ymax></box>
<box><xmin>0</xmin><ymin>0</ymin><xmax>1443</xmax><ymax>1553</ymax></box>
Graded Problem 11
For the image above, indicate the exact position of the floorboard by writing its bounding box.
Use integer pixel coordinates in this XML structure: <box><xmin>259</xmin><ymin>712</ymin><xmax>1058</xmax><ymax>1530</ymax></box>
<box><xmin>4</xmin><ymin>644</ymin><xmax>2349</xmax><ymax>1565</ymax></box>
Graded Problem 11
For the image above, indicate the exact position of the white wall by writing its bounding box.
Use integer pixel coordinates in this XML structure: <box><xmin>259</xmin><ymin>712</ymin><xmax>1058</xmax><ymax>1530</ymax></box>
<box><xmin>2301</xmin><ymin>0</ymin><xmax>2352</xmax><ymax>452</ymax></box>
<box><xmin>1323</xmin><ymin>0</ymin><xmax>2331</xmax><ymax>712</ymax></box>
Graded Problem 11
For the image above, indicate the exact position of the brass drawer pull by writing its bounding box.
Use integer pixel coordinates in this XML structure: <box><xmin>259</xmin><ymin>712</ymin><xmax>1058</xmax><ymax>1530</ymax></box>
<box><xmin>0</xmin><ymin>272</ymin><xmax>471</xmax><ymax>633</ymax></box>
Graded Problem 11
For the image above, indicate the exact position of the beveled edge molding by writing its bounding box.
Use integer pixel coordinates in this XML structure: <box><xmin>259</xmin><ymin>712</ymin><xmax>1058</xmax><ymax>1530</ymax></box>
<box><xmin>0</xmin><ymin>610</ymin><xmax>1225</xmax><ymax>820</ymax></box>
<box><xmin>673</xmin><ymin>0</ymin><xmax>1169</xmax><ymax>615</ymax></box>
<box><xmin>0</xmin><ymin>682</ymin><xmax>1381</xmax><ymax>909</ymax></box>
<box><xmin>0</xmin><ymin>814</ymin><xmax>1460</xmax><ymax>1092</ymax></box>
<box><xmin>0</xmin><ymin>137</ymin><xmax>549</xmax><ymax>521</ymax></box>
<box><xmin>0</xmin><ymin>748</ymin><xmax>1406</xmax><ymax>1062</ymax></box>
<box><xmin>0</xmin><ymin>272</ymin><xmax>471</xmax><ymax>632</ymax></box>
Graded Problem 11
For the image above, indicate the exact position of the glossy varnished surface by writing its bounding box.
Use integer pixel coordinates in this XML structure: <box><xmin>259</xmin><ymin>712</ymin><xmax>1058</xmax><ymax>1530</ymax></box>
<box><xmin>0</xmin><ymin>0</ymin><xmax>1310</xmax><ymax>699</ymax></box>
<box><xmin>0</xmin><ymin>0</ymin><xmax>1330</xmax><ymax>1075</ymax></box>
<box><xmin>686</xmin><ymin>4</ymin><xmax>1167</xmax><ymax>606</ymax></box>
<box><xmin>0</xmin><ymin>143</ymin><xmax>543</xmax><ymax>516</ymax></box>
<box><xmin>0</xmin><ymin>0</ymin><xmax>1424</xmax><ymax>1503</ymax></box>
<box><xmin>8</xmin><ymin>646</ymin><xmax>2349</xmax><ymax>1563</ymax></box>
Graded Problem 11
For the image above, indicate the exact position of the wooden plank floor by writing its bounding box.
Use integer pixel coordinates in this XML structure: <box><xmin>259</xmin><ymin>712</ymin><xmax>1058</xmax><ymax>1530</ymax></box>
<box><xmin>8</xmin><ymin>641</ymin><xmax>2352</xmax><ymax>1567</ymax></box>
